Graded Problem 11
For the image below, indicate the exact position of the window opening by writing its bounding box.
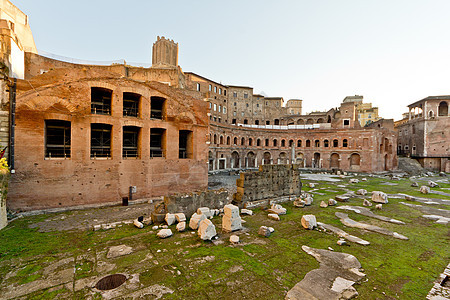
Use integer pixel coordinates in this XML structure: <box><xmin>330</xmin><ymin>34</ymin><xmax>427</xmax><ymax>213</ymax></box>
<box><xmin>45</xmin><ymin>120</ymin><xmax>71</xmax><ymax>158</ymax></box>
<box><xmin>150</xmin><ymin>128</ymin><xmax>166</xmax><ymax>158</ymax></box>
<box><xmin>91</xmin><ymin>87</ymin><xmax>112</xmax><ymax>115</ymax></box>
<box><xmin>91</xmin><ymin>123</ymin><xmax>112</xmax><ymax>158</ymax></box>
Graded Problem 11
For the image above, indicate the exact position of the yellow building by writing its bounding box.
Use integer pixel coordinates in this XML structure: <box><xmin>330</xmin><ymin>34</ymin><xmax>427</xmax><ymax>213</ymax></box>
<box><xmin>343</xmin><ymin>95</ymin><xmax>380</xmax><ymax>126</ymax></box>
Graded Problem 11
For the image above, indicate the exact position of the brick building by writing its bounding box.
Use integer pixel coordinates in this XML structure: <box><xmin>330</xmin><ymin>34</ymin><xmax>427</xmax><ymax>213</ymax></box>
<box><xmin>395</xmin><ymin>96</ymin><xmax>450</xmax><ymax>172</ymax></box>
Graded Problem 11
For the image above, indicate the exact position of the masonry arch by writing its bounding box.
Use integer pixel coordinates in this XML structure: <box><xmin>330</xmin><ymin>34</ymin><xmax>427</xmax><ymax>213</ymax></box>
<box><xmin>315</xmin><ymin>140</ymin><xmax>320</xmax><ymax>147</ymax></box>
<box><xmin>281</xmin><ymin>139</ymin><xmax>286</xmax><ymax>147</ymax></box>
<box><xmin>297</xmin><ymin>139</ymin><xmax>302</xmax><ymax>147</ymax></box>
<box><xmin>297</xmin><ymin>119</ymin><xmax>305</xmax><ymax>125</ymax></box>
<box><xmin>263</xmin><ymin>152</ymin><xmax>271</xmax><ymax>165</ymax></box>
<box><xmin>317</xmin><ymin>118</ymin><xmax>324</xmax><ymax>123</ymax></box>
<box><xmin>306</xmin><ymin>140</ymin><xmax>311</xmax><ymax>147</ymax></box>
<box><xmin>350</xmin><ymin>153</ymin><xmax>361</xmax><ymax>171</ymax></box>
<box><xmin>279</xmin><ymin>152</ymin><xmax>288</xmax><ymax>164</ymax></box>
<box><xmin>227</xmin><ymin>136</ymin><xmax>230</xmax><ymax>145</ymax></box>
<box><xmin>306</xmin><ymin>118</ymin><xmax>314</xmax><ymax>124</ymax></box>
<box><xmin>248</xmin><ymin>138</ymin><xmax>253</xmax><ymax>146</ymax></box>
<box><xmin>213</xmin><ymin>134</ymin><xmax>217</xmax><ymax>144</ymax></box>
<box><xmin>324</xmin><ymin>139</ymin><xmax>329</xmax><ymax>147</ymax></box>
<box><xmin>257</xmin><ymin>138</ymin><xmax>261</xmax><ymax>146</ymax></box>
<box><xmin>287</xmin><ymin>119</ymin><xmax>294</xmax><ymax>125</ymax></box>
<box><xmin>241</xmin><ymin>137</ymin><xmax>245</xmax><ymax>146</ymax></box>
<box><xmin>330</xmin><ymin>153</ymin><xmax>340</xmax><ymax>168</ymax></box>
<box><xmin>246</xmin><ymin>151</ymin><xmax>256</xmax><ymax>168</ymax></box>
<box><xmin>327</xmin><ymin>115</ymin><xmax>332</xmax><ymax>123</ymax></box>
<box><xmin>219</xmin><ymin>135</ymin><xmax>224</xmax><ymax>144</ymax></box>
<box><xmin>313</xmin><ymin>153</ymin><xmax>321</xmax><ymax>168</ymax></box>
<box><xmin>233</xmin><ymin>137</ymin><xmax>238</xmax><ymax>145</ymax></box>
<box><xmin>289</xmin><ymin>139</ymin><xmax>294</xmax><ymax>147</ymax></box>
<box><xmin>296</xmin><ymin>152</ymin><xmax>304</xmax><ymax>165</ymax></box>
<box><xmin>231</xmin><ymin>151</ymin><xmax>240</xmax><ymax>168</ymax></box>
<box><xmin>438</xmin><ymin>101</ymin><xmax>448</xmax><ymax>116</ymax></box>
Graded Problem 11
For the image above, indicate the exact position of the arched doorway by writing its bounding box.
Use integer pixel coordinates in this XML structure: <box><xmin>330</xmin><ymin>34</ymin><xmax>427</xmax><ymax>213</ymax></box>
<box><xmin>279</xmin><ymin>152</ymin><xmax>287</xmax><ymax>164</ymax></box>
<box><xmin>296</xmin><ymin>152</ymin><xmax>304</xmax><ymax>166</ymax></box>
<box><xmin>246</xmin><ymin>152</ymin><xmax>256</xmax><ymax>168</ymax></box>
<box><xmin>263</xmin><ymin>152</ymin><xmax>271</xmax><ymax>165</ymax></box>
<box><xmin>297</xmin><ymin>119</ymin><xmax>305</xmax><ymax>125</ymax></box>
<box><xmin>313</xmin><ymin>153</ymin><xmax>321</xmax><ymax>168</ymax></box>
<box><xmin>350</xmin><ymin>153</ymin><xmax>361</xmax><ymax>171</ymax></box>
<box><xmin>208</xmin><ymin>151</ymin><xmax>214</xmax><ymax>171</ymax></box>
<box><xmin>330</xmin><ymin>153</ymin><xmax>340</xmax><ymax>168</ymax></box>
<box><xmin>384</xmin><ymin>154</ymin><xmax>389</xmax><ymax>171</ymax></box>
<box><xmin>232</xmin><ymin>151</ymin><xmax>240</xmax><ymax>169</ymax></box>
<box><xmin>438</xmin><ymin>101</ymin><xmax>448</xmax><ymax>116</ymax></box>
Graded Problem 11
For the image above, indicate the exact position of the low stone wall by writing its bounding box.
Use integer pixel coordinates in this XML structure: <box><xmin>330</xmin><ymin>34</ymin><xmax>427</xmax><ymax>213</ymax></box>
<box><xmin>234</xmin><ymin>164</ymin><xmax>302</xmax><ymax>207</ymax></box>
<box><xmin>164</xmin><ymin>189</ymin><xmax>229</xmax><ymax>217</ymax></box>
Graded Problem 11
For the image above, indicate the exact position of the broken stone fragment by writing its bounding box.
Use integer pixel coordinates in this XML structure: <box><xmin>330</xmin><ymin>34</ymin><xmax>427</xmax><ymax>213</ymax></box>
<box><xmin>107</xmin><ymin>244</ymin><xmax>133</xmax><ymax>259</ymax></box>
<box><xmin>363</xmin><ymin>199</ymin><xmax>372</xmax><ymax>207</ymax></box>
<box><xmin>320</xmin><ymin>201</ymin><xmax>328</xmax><ymax>208</ymax></box>
<box><xmin>301</xmin><ymin>214</ymin><xmax>317</xmax><ymax>230</ymax></box>
<box><xmin>222</xmin><ymin>204</ymin><xmax>242</xmax><ymax>232</ymax></box>
<box><xmin>189</xmin><ymin>213</ymin><xmax>206</xmax><ymax>230</ymax></box>
<box><xmin>371</xmin><ymin>191</ymin><xmax>388</xmax><ymax>204</ymax></box>
<box><xmin>428</xmin><ymin>180</ymin><xmax>439</xmax><ymax>188</ymax></box>
<box><xmin>419</xmin><ymin>186</ymin><xmax>430</xmax><ymax>194</ymax></box>
<box><xmin>349</xmin><ymin>179</ymin><xmax>359</xmax><ymax>184</ymax></box>
<box><xmin>375</xmin><ymin>204</ymin><xmax>382</xmax><ymax>210</ymax></box>
<box><xmin>411</xmin><ymin>182</ymin><xmax>419</xmax><ymax>187</ymax></box>
<box><xmin>328</xmin><ymin>199</ymin><xmax>337</xmax><ymax>206</ymax></box>
<box><xmin>258</xmin><ymin>226</ymin><xmax>272</xmax><ymax>237</ymax></box>
<box><xmin>268</xmin><ymin>213</ymin><xmax>280</xmax><ymax>221</ymax></box>
<box><xmin>268</xmin><ymin>204</ymin><xmax>287</xmax><ymax>215</ymax></box>
<box><xmin>361</xmin><ymin>178</ymin><xmax>367</xmax><ymax>181</ymax></box>
<box><xmin>230</xmin><ymin>235</ymin><xmax>239</xmax><ymax>244</ymax></box>
<box><xmin>337</xmin><ymin>239</ymin><xmax>347</xmax><ymax>246</ymax></box>
<box><xmin>165</xmin><ymin>213</ymin><xmax>176</xmax><ymax>226</ymax></box>
<box><xmin>293</xmin><ymin>198</ymin><xmax>306</xmax><ymax>208</ymax></box>
<box><xmin>241</xmin><ymin>209</ymin><xmax>253</xmax><ymax>215</ymax></box>
<box><xmin>224</xmin><ymin>204</ymin><xmax>240</xmax><ymax>218</ymax></box>
<box><xmin>335</xmin><ymin>195</ymin><xmax>350</xmax><ymax>202</ymax></box>
<box><xmin>356</xmin><ymin>189</ymin><xmax>367</xmax><ymax>196</ymax></box>
<box><xmin>308</xmin><ymin>183</ymin><xmax>317</xmax><ymax>188</ymax></box>
<box><xmin>304</xmin><ymin>196</ymin><xmax>313</xmax><ymax>206</ymax></box>
<box><xmin>152</xmin><ymin>225</ymin><xmax>159</xmax><ymax>230</ymax></box>
<box><xmin>133</xmin><ymin>219</ymin><xmax>144</xmax><ymax>229</ymax></box>
<box><xmin>143</xmin><ymin>217</ymin><xmax>153</xmax><ymax>226</ymax></box>
<box><xmin>176</xmin><ymin>221</ymin><xmax>186</xmax><ymax>232</ymax></box>
<box><xmin>198</xmin><ymin>219</ymin><xmax>216</xmax><ymax>240</ymax></box>
<box><xmin>197</xmin><ymin>207</ymin><xmax>212</xmax><ymax>218</ymax></box>
<box><xmin>174</xmin><ymin>213</ymin><xmax>186</xmax><ymax>223</ymax></box>
<box><xmin>157</xmin><ymin>229</ymin><xmax>173</xmax><ymax>239</ymax></box>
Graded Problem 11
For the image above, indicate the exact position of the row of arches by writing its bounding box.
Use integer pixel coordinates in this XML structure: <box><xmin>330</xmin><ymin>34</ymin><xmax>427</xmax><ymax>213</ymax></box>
<box><xmin>210</xmin><ymin>134</ymin><xmax>353</xmax><ymax>149</ymax></box>
<box><xmin>209</xmin><ymin>151</ymin><xmax>364</xmax><ymax>170</ymax></box>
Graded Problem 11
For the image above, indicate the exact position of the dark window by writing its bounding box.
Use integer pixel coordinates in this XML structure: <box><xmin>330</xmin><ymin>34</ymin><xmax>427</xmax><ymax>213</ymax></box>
<box><xmin>315</xmin><ymin>140</ymin><xmax>320</xmax><ymax>147</ymax></box>
<box><xmin>266</xmin><ymin>121</ymin><xmax>270</xmax><ymax>125</ymax></box>
<box><xmin>244</xmin><ymin>119</ymin><xmax>248</xmax><ymax>124</ymax></box>
<box><xmin>151</xmin><ymin>96</ymin><xmax>165</xmax><ymax>120</ymax></box>
<box><xmin>343</xmin><ymin>139</ymin><xmax>348</xmax><ymax>147</ymax></box>
<box><xmin>306</xmin><ymin>140</ymin><xmax>311</xmax><ymax>147</ymax></box>
<box><xmin>324</xmin><ymin>140</ymin><xmax>329</xmax><ymax>147</ymax></box>
<box><xmin>265</xmin><ymin>139</ymin><xmax>269</xmax><ymax>146</ymax></box>
<box><xmin>224</xmin><ymin>90</ymin><xmax>227</xmax><ymax>96</ymax></box>
<box><xmin>255</xmin><ymin>120</ymin><xmax>259</xmax><ymax>125</ymax></box>
<box><xmin>45</xmin><ymin>120</ymin><xmax>71</xmax><ymax>158</ymax></box>
<box><xmin>232</xmin><ymin>119</ymin><xmax>236</xmax><ymax>124</ymax></box>
<box><xmin>123</xmin><ymin>92</ymin><xmax>140</xmax><ymax>117</ymax></box>
<box><xmin>233</xmin><ymin>137</ymin><xmax>238</xmax><ymax>145</ymax></box>
<box><xmin>150</xmin><ymin>128</ymin><xmax>166</xmax><ymax>158</ymax></box>
<box><xmin>123</xmin><ymin>126</ymin><xmax>140</xmax><ymax>158</ymax></box>
<box><xmin>297</xmin><ymin>140</ymin><xmax>302</xmax><ymax>147</ymax></box>
<box><xmin>333</xmin><ymin>139</ymin><xmax>339</xmax><ymax>147</ymax></box>
<box><xmin>274</xmin><ymin>119</ymin><xmax>280</xmax><ymax>125</ymax></box>
<box><xmin>257</xmin><ymin>139</ymin><xmax>261</xmax><ymax>146</ymax></box>
<box><xmin>91</xmin><ymin>87</ymin><xmax>112</xmax><ymax>115</ymax></box>
<box><xmin>91</xmin><ymin>123</ymin><xmax>112</xmax><ymax>158</ymax></box>
<box><xmin>179</xmin><ymin>130</ymin><xmax>193</xmax><ymax>159</ymax></box>
<box><xmin>241</xmin><ymin>137</ymin><xmax>245</xmax><ymax>145</ymax></box>
<box><xmin>344</xmin><ymin>119</ymin><xmax>350</xmax><ymax>126</ymax></box>
<box><xmin>273</xmin><ymin>139</ymin><xmax>278</xmax><ymax>147</ymax></box>
<box><xmin>289</xmin><ymin>140</ymin><xmax>294</xmax><ymax>147</ymax></box>
<box><xmin>249</xmin><ymin>138</ymin><xmax>253</xmax><ymax>146</ymax></box>
<box><xmin>281</xmin><ymin>140</ymin><xmax>286</xmax><ymax>147</ymax></box>
<box><xmin>244</xmin><ymin>93</ymin><xmax>248</xmax><ymax>99</ymax></box>
<box><xmin>196</xmin><ymin>83</ymin><xmax>201</xmax><ymax>91</ymax></box>
<box><xmin>233</xmin><ymin>92</ymin><xmax>237</xmax><ymax>98</ymax></box>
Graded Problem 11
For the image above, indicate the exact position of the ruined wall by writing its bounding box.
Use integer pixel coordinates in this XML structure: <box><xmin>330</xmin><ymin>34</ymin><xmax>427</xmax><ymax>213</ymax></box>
<box><xmin>8</xmin><ymin>70</ymin><xmax>209</xmax><ymax>211</ymax></box>
<box><xmin>234</xmin><ymin>164</ymin><xmax>301</xmax><ymax>207</ymax></box>
<box><xmin>164</xmin><ymin>189</ymin><xmax>229</xmax><ymax>217</ymax></box>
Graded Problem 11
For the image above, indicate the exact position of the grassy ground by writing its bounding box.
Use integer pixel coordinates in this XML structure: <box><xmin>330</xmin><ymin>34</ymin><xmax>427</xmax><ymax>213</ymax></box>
<box><xmin>0</xmin><ymin>174</ymin><xmax>449</xmax><ymax>299</ymax></box>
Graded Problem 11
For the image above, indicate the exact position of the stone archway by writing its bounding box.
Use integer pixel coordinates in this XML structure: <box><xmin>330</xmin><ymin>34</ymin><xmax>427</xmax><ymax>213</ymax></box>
<box><xmin>246</xmin><ymin>151</ymin><xmax>256</xmax><ymax>168</ymax></box>
<box><xmin>384</xmin><ymin>154</ymin><xmax>389</xmax><ymax>171</ymax></box>
<box><xmin>263</xmin><ymin>152</ymin><xmax>271</xmax><ymax>165</ymax></box>
<box><xmin>313</xmin><ymin>153</ymin><xmax>321</xmax><ymax>168</ymax></box>
<box><xmin>350</xmin><ymin>153</ymin><xmax>361</xmax><ymax>171</ymax></box>
<box><xmin>330</xmin><ymin>153</ymin><xmax>340</xmax><ymax>168</ymax></box>
<box><xmin>279</xmin><ymin>152</ymin><xmax>288</xmax><ymax>164</ymax></box>
<box><xmin>232</xmin><ymin>151</ymin><xmax>240</xmax><ymax>169</ymax></box>
<box><xmin>296</xmin><ymin>152</ymin><xmax>304</xmax><ymax>166</ymax></box>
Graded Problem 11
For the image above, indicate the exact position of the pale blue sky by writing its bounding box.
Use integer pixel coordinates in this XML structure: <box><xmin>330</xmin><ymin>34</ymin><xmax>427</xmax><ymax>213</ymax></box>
<box><xmin>13</xmin><ymin>0</ymin><xmax>450</xmax><ymax>120</ymax></box>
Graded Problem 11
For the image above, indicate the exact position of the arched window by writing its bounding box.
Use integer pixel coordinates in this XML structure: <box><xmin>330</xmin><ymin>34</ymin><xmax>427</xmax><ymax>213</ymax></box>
<box><xmin>273</xmin><ymin>139</ymin><xmax>278</xmax><ymax>147</ymax></box>
<box><xmin>227</xmin><ymin>136</ymin><xmax>230</xmax><ymax>145</ymax></box>
<box><xmin>438</xmin><ymin>101</ymin><xmax>448</xmax><ymax>116</ymax></box>
<box><xmin>281</xmin><ymin>140</ymin><xmax>286</xmax><ymax>147</ymax></box>
<box><xmin>274</xmin><ymin>119</ymin><xmax>280</xmax><ymax>125</ymax></box>
<box><xmin>233</xmin><ymin>137</ymin><xmax>238</xmax><ymax>145</ymax></box>
<box><xmin>306</xmin><ymin>118</ymin><xmax>314</xmax><ymax>124</ymax></box>
<box><xmin>333</xmin><ymin>139</ymin><xmax>338</xmax><ymax>147</ymax></box>
<box><xmin>241</xmin><ymin>137</ymin><xmax>245</xmax><ymax>145</ymax></box>
<box><xmin>317</xmin><ymin>118</ymin><xmax>324</xmax><ymax>123</ymax></box>
<box><xmin>219</xmin><ymin>136</ymin><xmax>224</xmax><ymax>144</ymax></box>
<box><xmin>343</xmin><ymin>139</ymin><xmax>348</xmax><ymax>147</ymax></box>
<box><xmin>249</xmin><ymin>138</ymin><xmax>253</xmax><ymax>146</ymax></box>
<box><xmin>257</xmin><ymin>139</ymin><xmax>261</xmax><ymax>146</ymax></box>
<box><xmin>315</xmin><ymin>140</ymin><xmax>320</xmax><ymax>147</ymax></box>
<box><xmin>297</xmin><ymin>140</ymin><xmax>302</xmax><ymax>147</ymax></box>
<box><xmin>297</xmin><ymin>119</ymin><xmax>305</xmax><ymax>125</ymax></box>
<box><xmin>324</xmin><ymin>139</ymin><xmax>329</xmax><ymax>147</ymax></box>
<box><xmin>265</xmin><ymin>139</ymin><xmax>269</xmax><ymax>146</ymax></box>
<box><xmin>289</xmin><ymin>139</ymin><xmax>294</xmax><ymax>147</ymax></box>
<box><xmin>306</xmin><ymin>140</ymin><xmax>311</xmax><ymax>147</ymax></box>
<box><xmin>213</xmin><ymin>134</ymin><xmax>217</xmax><ymax>144</ymax></box>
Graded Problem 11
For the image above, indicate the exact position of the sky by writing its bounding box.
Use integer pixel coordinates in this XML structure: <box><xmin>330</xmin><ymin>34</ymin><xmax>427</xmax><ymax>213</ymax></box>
<box><xmin>12</xmin><ymin>0</ymin><xmax>450</xmax><ymax>120</ymax></box>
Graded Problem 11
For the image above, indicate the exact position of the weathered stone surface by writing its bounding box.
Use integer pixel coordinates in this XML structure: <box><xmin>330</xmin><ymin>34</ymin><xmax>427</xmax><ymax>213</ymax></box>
<box><xmin>422</xmin><ymin>215</ymin><xmax>450</xmax><ymax>224</ymax></box>
<box><xmin>320</xmin><ymin>201</ymin><xmax>328</xmax><ymax>208</ymax></box>
<box><xmin>222</xmin><ymin>206</ymin><xmax>242</xmax><ymax>233</ymax></box>
<box><xmin>133</xmin><ymin>219</ymin><xmax>144</xmax><ymax>229</ymax></box>
<box><xmin>189</xmin><ymin>213</ymin><xmax>206</xmax><ymax>230</ymax></box>
<box><xmin>165</xmin><ymin>213</ymin><xmax>176</xmax><ymax>226</ymax></box>
<box><xmin>308</xmin><ymin>183</ymin><xmax>317</xmax><ymax>188</ymax></box>
<box><xmin>337</xmin><ymin>239</ymin><xmax>347</xmax><ymax>246</ymax></box>
<box><xmin>335</xmin><ymin>212</ymin><xmax>408</xmax><ymax>240</ymax></box>
<box><xmin>240</xmin><ymin>209</ymin><xmax>253</xmax><ymax>215</ymax></box>
<box><xmin>420</xmin><ymin>186</ymin><xmax>430</xmax><ymax>194</ymax></box>
<box><xmin>224</xmin><ymin>204</ymin><xmax>240</xmax><ymax>218</ymax></box>
<box><xmin>318</xmin><ymin>222</ymin><xmax>370</xmax><ymax>246</ymax></box>
<box><xmin>375</xmin><ymin>204</ymin><xmax>382</xmax><ymax>210</ymax></box>
<box><xmin>268</xmin><ymin>204</ymin><xmax>287</xmax><ymax>215</ymax></box>
<box><xmin>304</xmin><ymin>196</ymin><xmax>313</xmax><ymax>206</ymax></box>
<box><xmin>428</xmin><ymin>180</ymin><xmax>439</xmax><ymax>188</ymax></box>
<box><xmin>164</xmin><ymin>190</ymin><xmax>228</xmax><ymax>219</ymax></box>
<box><xmin>362</xmin><ymin>199</ymin><xmax>372</xmax><ymax>207</ymax></box>
<box><xmin>335</xmin><ymin>195</ymin><xmax>350</xmax><ymax>202</ymax></box>
<box><xmin>230</xmin><ymin>235</ymin><xmax>239</xmax><ymax>244</ymax></box>
<box><xmin>286</xmin><ymin>246</ymin><xmax>365</xmax><ymax>300</ymax></box>
<box><xmin>301</xmin><ymin>215</ymin><xmax>317</xmax><ymax>230</ymax></box>
<box><xmin>268</xmin><ymin>213</ymin><xmax>280</xmax><ymax>221</ymax></box>
<box><xmin>411</xmin><ymin>182</ymin><xmax>419</xmax><ymax>187</ymax></box>
<box><xmin>336</xmin><ymin>205</ymin><xmax>405</xmax><ymax>224</ymax></box>
<box><xmin>361</xmin><ymin>178</ymin><xmax>367</xmax><ymax>181</ymax></box>
<box><xmin>293</xmin><ymin>199</ymin><xmax>306</xmax><ymax>208</ymax></box>
<box><xmin>258</xmin><ymin>226</ymin><xmax>272</xmax><ymax>237</ymax></box>
<box><xmin>197</xmin><ymin>207</ymin><xmax>212</xmax><ymax>218</ymax></box>
<box><xmin>328</xmin><ymin>199</ymin><xmax>337</xmax><ymax>206</ymax></box>
<box><xmin>176</xmin><ymin>221</ymin><xmax>186</xmax><ymax>232</ymax></box>
<box><xmin>198</xmin><ymin>219</ymin><xmax>216</xmax><ymax>240</ymax></box>
<box><xmin>152</xmin><ymin>225</ymin><xmax>159</xmax><ymax>230</ymax></box>
<box><xmin>371</xmin><ymin>191</ymin><xmax>388</xmax><ymax>204</ymax></box>
<box><xmin>157</xmin><ymin>229</ymin><xmax>173</xmax><ymax>239</ymax></box>
<box><xmin>349</xmin><ymin>178</ymin><xmax>359</xmax><ymax>184</ymax></box>
<box><xmin>107</xmin><ymin>244</ymin><xmax>133</xmax><ymax>259</ymax></box>
<box><xmin>174</xmin><ymin>213</ymin><xmax>186</xmax><ymax>223</ymax></box>
<box><xmin>356</xmin><ymin>189</ymin><xmax>367</xmax><ymax>196</ymax></box>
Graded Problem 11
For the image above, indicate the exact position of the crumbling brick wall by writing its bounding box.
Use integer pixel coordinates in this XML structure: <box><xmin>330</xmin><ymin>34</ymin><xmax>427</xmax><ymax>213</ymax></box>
<box><xmin>234</xmin><ymin>164</ymin><xmax>301</xmax><ymax>207</ymax></box>
<box><xmin>164</xmin><ymin>189</ymin><xmax>229</xmax><ymax>217</ymax></box>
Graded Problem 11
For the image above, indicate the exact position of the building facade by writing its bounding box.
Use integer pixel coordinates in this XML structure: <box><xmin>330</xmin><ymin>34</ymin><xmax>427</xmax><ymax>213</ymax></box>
<box><xmin>395</xmin><ymin>96</ymin><xmax>450</xmax><ymax>172</ymax></box>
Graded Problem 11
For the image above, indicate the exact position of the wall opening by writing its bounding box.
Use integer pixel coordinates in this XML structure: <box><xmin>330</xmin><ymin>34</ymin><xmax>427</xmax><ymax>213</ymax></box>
<box><xmin>45</xmin><ymin>120</ymin><xmax>71</xmax><ymax>158</ymax></box>
<box><xmin>150</xmin><ymin>128</ymin><xmax>166</xmax><ymax>158</ymax></box>
<box><xmin>122</xmin><ymin>126</ymin><xmax>140</xmax><ymax>158</ymax></box>
<box><xmin>123</xmin><ymin>92</ymin><xmax>140</xmax><ymax>117</ymax></box>
<box><xmin>91</xmin><ymin>87</ymin><xmax>112</xmax><ymax>115</ymax></box>
<box><xmin>150</xmin><ymin>96</ymin><xmax>165</xmax><ymax>119</ymax></box>
<box><xmin>179</xmin><ymin>130</ymin><xmax>193</xmax><ymax>159</ymax></box>
<box><xmin>91</xmin><ymin>123</ymin><xmax>112</xmax><ymax>158</ymax></box>
<box><xmin>438</xmin><ymin>101</ymin><xmax>448</xmax><ymax>116</ymax></box>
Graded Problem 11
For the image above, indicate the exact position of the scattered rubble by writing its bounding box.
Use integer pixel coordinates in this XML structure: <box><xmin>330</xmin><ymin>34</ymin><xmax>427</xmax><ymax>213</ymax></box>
<box><xmin>258</xmin><ymin>226</ymin><xmax>272</xmax><ymax>237</ymax></box>
<box><xmin>268</xmin><ymin>213</ymin><xmax>280</xmax><ymax>221</ymax></box>
<box><xmin>230</xmin><ymin>235</ymin><xmax>239</xmax><ymax>244</ymax></box>
<box><xmin>301</xmin><ymin>215</ymin><xmax>317</xmax><ymax>230</ymax></box>
<box><xmin>335</xmin><ymin>195</ymin><xmax>350</xmax><ymax>202</ymax></box>
<box><xmin>320</xmin><ymin>201</ymin><xmax>328</xmax><ymax>208</ymax></box>
<box><xmin>133</xmin><ymin>219</ymin><xmax>144</xmax><ymax>229</ymax></box>
<box><xmin>240</xmin><ymin>209</ymin><xmax>253</xmax><ymax>215</ymax></box>
<box><xmin>107</xmin><ymin>245</ymin><xmax>133</xmax><ymax>259</ymax></box>
<box><xmin>176</xmin><ymin>222</ymin><xmax>186</xmax><ymax>232</ymax></box>
<box><xmin>157</xmin><ymin>229</ymin><xmax>173</xmax><ymax>239</ymax></box>
<box><xmin>268</xmin><ymin>204</ymin><xmax>287</xmax><ymax>215</ymax></box>
<box><xmin>420</xmin><ymin>186</ymin><xmax>431</xmax><ymax>194</ymax></box>
<box><xmin>189</xmin><ymin>213</ymin><xmax>206</xmax><ymax>230</ymax></box>
<box><xmin>328</xmin><ymin>199</ymin><xmax>337</xmax><ymax>206</ymax></box>
<box><xmin>165</xmin><ymin>213</ymin><xmax>176</xmax><ymax>226</ymax></box>
<box><xmin>318</xmin><ymin>222</ymin><xmax>370</xmax><ymax>246</ymax></box>
<box><xmin>198</xmin><ymin>219</ymin><xmax>217</xmax><ymax>240</ymax></box>
<box><xmin>222</xmin><ymin>204</ymin><xmax>242</xmax><ymax>232</ymax></box>
<box><xmin>371</xmin><ymin>191</ymin><xmax>388</xmax><ymax>204</ymax></box>
<box><xmin>336</xmin><ymin>206</ymin><xmax>405</xmax><ymax>224</ymax></box>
